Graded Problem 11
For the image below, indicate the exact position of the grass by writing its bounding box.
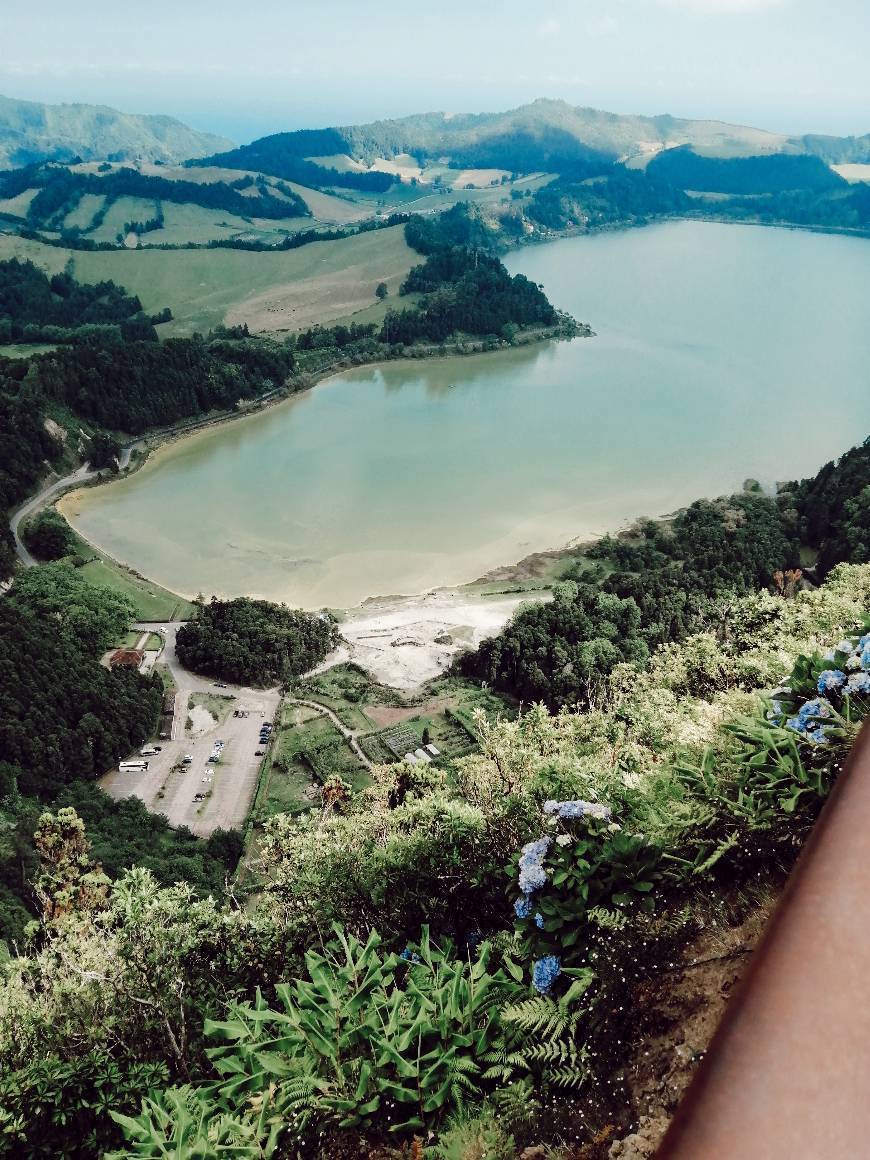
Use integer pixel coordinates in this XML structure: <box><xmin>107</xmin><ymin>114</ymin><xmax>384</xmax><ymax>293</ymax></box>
<box><xmin>189</xmin><ymin>691</ymin><xmax>235</xmax><ymax>726</ymax></box>
<box><xmin>255</xmin><ymin>705</ymin><xmax>369</xmax><ymax>820</ymax></box>
<box><xmin>78</xmin><ymin>552</ymin><xmax>196</xmax><ymax>621</ymax></box>
<box><xmin>0</xmin><ymin>343</ymin><xmax>60</xmax><ymax>359</ymax></box>
<box><xmin>0</xmin><ymin>223</ymin><xmax>415</xmax><ymax>338</ymax></box>
<box><xmin>63</xmin><ymin>192</ymin><xmax>106</xmax><ymax>231</ymax></box>
<box><xmin>113</xmin><ymin>630</ymin><xmax>141</xmax><ymax>648</ymax></box>
<box><xmin>294</xmin><ymin>664</ymin><xmax>404</xmax><ymax>732</ymax></box>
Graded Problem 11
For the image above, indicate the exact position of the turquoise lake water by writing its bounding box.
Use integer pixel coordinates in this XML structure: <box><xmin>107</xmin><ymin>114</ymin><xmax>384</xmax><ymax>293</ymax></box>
<box><xmin>64</xmin><ymin>220</ymin><xmax>870</xmax><ymax>608</ymax></box>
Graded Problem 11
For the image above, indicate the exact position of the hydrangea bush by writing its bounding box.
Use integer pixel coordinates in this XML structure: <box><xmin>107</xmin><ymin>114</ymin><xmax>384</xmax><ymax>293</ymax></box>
<box><xmin>767</xmin><ymin>626</ymin><xmax>870</xmax><ymax>746</ymax></box>
<box><xmin>509</xmin><ymin>800</ymin><xmax>663</xmax><ymax>993</ymax></box>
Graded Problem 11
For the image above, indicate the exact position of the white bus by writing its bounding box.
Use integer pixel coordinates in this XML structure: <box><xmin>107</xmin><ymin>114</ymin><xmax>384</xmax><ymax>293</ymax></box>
<box><xmin>119</xmin><ymin>760</ymin><xmax>149</xmax><ymax>773</ymax></box>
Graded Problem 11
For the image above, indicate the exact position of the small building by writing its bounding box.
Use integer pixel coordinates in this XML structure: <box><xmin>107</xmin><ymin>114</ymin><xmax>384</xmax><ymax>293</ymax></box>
<box><xmin>109</xmin><ymin>648</ymin><xmax>144</xmax><ymax>670</ymax></box>
<box><xmin>403</xmin><ymin>752</ymin><xmax>420</xmax><ymax>764</ymax></box>
<box><xmin>424</xmin><ymin>744</ymin><xmax>441</xmax><ymax>757</ymax></box>
<box><xmin>413</xmin><ymin>748</ymin><xmax>432</xmax><ymax>764</ymax></box>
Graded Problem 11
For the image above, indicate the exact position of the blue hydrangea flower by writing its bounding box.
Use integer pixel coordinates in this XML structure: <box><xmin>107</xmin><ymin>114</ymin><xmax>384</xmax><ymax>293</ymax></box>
<box><xmin>532</xmin><ymin>954</ymin><xmax>562</xmax><ymax>995</ymax></box>
<box><xmin>798</xmin><ymin>698</ymin><xmax>833</xmax><ymax>722</ymax></box>
<box><xmin>817</xmin><ymin>670</ymin><xmax>846</xmax><ymax>693</ymax></box>
<box><xmin>518</xmin><ymin>836</ymin><xmax>551</xmax><ymax>894</ymax></box>
<box><xmin>862</xmin><ymin>645</ymin><xmax>870</xmax><ymax>671</ymax></box>
<box><xmin>400</xmin><ymin>948</ymin><xmax>421</xmax><ymax>964</ymax></box>
<box><xmin>805</xmin><ymin>725</ymin><xmax>829</xmax><ymax>745</ymax></box>
<box><xmin>534</xmin><ymin>912</ymin><xmax>545</xmax><ymax>930</ymax></box>
<box><xmin>786</xmin><ymin>716</ymin><xmax>806</xmax><ymax>734</ymax></box>
<box><xmin>766</xmin><ymin>699</ymin><xmax>784</xmax><ymax>723</ymax></box>
<box><xmin>846</xmin><ymin>672</ymin><xmax>870</xmax><ymax>695</ymax></box>
<box><xmin>543</xmin><ymin>799</ymin><xmax>612</xmax><ymax>821</ymax></box>
<box><xmin>859</xmin><ymin>633</ymin><xmax>870</xmax><ymax>650</ymax></box>
<box><xmin>836</xmin><ymin>639</ymin><xmax>854</xmax><ymax>655</ymax></box>
<box><xmin>514</xmin><ymin>894</ymin><xmax>533</xmax><ymax>920</ymax></box>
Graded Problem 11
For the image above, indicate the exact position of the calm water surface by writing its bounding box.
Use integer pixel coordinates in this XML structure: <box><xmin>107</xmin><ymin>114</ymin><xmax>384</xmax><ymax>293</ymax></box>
<box><xmin>64</xmin><ymin>221</ymin><xmax>870</xmax><ymax>608</ymax></box>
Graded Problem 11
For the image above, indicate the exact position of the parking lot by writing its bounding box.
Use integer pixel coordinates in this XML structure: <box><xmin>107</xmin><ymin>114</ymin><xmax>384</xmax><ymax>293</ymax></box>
<box><xmin>99</xmin><ymin>622</ymin><xmax>280</xmax><ymax>836</ymax></box>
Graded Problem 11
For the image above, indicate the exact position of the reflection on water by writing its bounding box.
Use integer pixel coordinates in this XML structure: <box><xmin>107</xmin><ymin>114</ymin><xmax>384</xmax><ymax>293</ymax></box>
<box><xmin>63</xmin><ymin>222</ymin><xmax>870</xmax><ymax>608</ymax></box>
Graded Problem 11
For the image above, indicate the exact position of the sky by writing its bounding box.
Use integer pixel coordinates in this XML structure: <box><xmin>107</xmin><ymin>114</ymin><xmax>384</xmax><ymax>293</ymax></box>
<box><xmin>1</xmin><ymin>0</ymin><xmax>867</xmax><ymax>144</ymax></box>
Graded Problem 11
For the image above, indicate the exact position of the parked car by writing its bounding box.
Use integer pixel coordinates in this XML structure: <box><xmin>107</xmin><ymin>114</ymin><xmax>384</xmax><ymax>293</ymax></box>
<box><xmin>255</xmin><ymin>750</ymin><xmax>265</xmax><ymax>756</ymax></box>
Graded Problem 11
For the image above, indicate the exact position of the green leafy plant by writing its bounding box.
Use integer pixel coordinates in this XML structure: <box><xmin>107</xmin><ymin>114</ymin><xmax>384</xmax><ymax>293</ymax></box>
<box><xmin>108</xmin><ymin>1085</ymin><xmax>277</xmax><ymax>1159</ymax></box>
<box><xmin>0</xmin><ymin>1051</ymin><xmax>168</xmax><ymax>1160</ymax></box>
<box><xmin>510</xmin><ymin>804</ymin><xmax>663</xmax><ymax>968</ymax></box>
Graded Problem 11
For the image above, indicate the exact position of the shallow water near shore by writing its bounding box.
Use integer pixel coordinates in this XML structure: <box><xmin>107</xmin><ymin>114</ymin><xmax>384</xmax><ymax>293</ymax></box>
<box><xmin>62</xmin><ymin>221</ymin><xmax>870</xmax><ymax>609</ymax></box>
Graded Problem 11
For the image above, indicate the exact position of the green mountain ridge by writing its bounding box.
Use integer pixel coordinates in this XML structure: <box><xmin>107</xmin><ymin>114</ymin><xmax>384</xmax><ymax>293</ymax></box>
<box><xmin>0</xmin><ymin>93</ymin><xmax>233</xmax><ymax>170</ymax></box>
<box><xmin>195</xmin><ymin>97</ymin><xmax>869</xmax><ymax>177</ymax></box>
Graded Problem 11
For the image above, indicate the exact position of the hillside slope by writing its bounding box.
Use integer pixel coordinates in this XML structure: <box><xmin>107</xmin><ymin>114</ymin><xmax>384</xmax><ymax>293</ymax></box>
<box><xmin>0</xmin><ymin>93</ymin><xmax>232</xmax><ymax>169</ymax></box>
<box><xmin>194</xmin><ymin>99</ymin><xmax>797</xmax><ymax>177</ymax></box>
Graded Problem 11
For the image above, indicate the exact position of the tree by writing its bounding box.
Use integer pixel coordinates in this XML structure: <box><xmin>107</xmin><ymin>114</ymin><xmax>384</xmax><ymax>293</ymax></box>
<box><xmin>375</xmin><ymin>281</ymin><xmax>388</xmax><ymax>300</ymax></box>
<box><xmin>22</xmin><ymin>509</ymin><xmax>74</xmax><ymax>560</ymax></box>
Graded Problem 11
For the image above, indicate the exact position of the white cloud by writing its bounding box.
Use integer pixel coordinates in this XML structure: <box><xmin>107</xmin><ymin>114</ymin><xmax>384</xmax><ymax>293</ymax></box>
<box><xmin>537</xmin><ymin>17</ymin><xmax>561</xmax><ymax>38</ymax></box>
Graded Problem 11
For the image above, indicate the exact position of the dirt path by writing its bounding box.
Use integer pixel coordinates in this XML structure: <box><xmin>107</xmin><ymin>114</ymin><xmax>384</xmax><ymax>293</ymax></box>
<box><xmin>285</xmin><ymin>697</ymin><xmax>374</xmax><ymax>770</ymax></box>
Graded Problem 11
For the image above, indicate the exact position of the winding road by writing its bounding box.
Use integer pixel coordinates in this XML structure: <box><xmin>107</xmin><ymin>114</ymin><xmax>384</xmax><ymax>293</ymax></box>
<box><xmin>10</xmin><ymin>444</ymin><xmax>135</xmax><ymax>566</ymax></box>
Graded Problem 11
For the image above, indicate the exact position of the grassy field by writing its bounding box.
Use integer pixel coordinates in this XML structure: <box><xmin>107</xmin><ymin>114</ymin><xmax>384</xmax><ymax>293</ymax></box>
<box><xmin>0</xmin><ymin>225</ymin><xmax>415</xmax><ymax>337</ymax></box>
<box><xmin>294</xmin><ymin>663</ymin><xmax>403</xmax><ymax>731</ymax></box>
<box><xmin>0</xmin><ymin>343</ymin><xmax>60</xmax><ymax>359</ymax></box>
<box><xmin>0</xmin><ymin>188</ymin><xmax>38</xmax><ymax>217</ymax></box>
<box><xmin>78</xmin><ymin>553</ymin><xmax>196</xmax><ymax>621</ymax></box>
<box><xmin>255</xmin><ymin>702</ymin><xmax>370</xmax><ymax>819</ymax></box>
<box><xmin>63</xmin><ymin>192</ymin><xmax>106</xmax><ymax>231</ymax></box>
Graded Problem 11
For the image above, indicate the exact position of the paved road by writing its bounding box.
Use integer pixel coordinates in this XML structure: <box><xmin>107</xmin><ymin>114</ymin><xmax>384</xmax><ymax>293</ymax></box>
<box><xmin>9</xmin><ymin>445</ymin><xmax>135</xmax><ymax>566</ymax></box>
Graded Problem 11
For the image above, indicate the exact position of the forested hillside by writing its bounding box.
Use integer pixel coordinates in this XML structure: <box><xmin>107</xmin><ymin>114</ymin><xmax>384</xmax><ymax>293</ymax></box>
<box><xmin>647</xmin><ymin>147</ymin><xmax>846</xmax><ymax>194</ymax></box>
<box><xmin>0</xmin><ymin>553</ymin><xmax>866</xmax><ymax>1156</ymax></box>
<box><xmin>461</xmin><ymin>445</ymin><xmax>869</xmax><ymax>706</ymax></box>
<box><xmin>0</xmin><ymin>257</ymin><xmax>160</xmax><ymax>343</ymax></box>
<box><xmin>188</xmin><ymin>134</ymin><xmax>396</xmax><ymax>192</ymax></box>
<box><xmin>0</xmin><ymin>164</ymin><xmax>309</xmax><ymax>235</ymax></box>
<box><xmin>0</xmin><ymin>94</ymin><xmax>230</xmax><ymax>169</ymax></box>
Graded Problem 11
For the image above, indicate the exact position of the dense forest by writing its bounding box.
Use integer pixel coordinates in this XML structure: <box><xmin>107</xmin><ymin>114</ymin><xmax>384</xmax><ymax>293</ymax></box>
<box><xmin>462</xmin><ymin>491</ymin><xmax>800</xmax><ymax>705</ymax></box>
<box><xmin>461</xmin><ymin>445</ymin><xmax>870</xmax><ymax>707</ymax></box>
<box><xmin>522</xmin><ymin>166</ymin><xmax>691</xmax><ymax>231</ymax></box>
<box><xmin>189</xmin><ymin>133</ymin><xmax>397</xmax><ymax>192</ymax></box>
<box><xmin>175</xmin><ymin>598</ymin><xmax>340</xmax><ymax>686</ymax></box>
<box><xmin>0</xmin><ymin>372</ymin><xmax>63</xmax><ymax>577</ymax></box>
<box><xmin>646</xmin><ymin>147</ymin><xmax>846</xmax><ymax>195</ymax></box>
<box><xmin>0</xmin><ymin>164</ymin><xmax>309</xmax><ymax>234</ymax></box>
<box><xmin>785</xmin><ymin>437</ymin><xmax>870</xmax><ymax>575</ymax></box>
<box><xmin>26</xmin><ymin>331</ymin><xmax>294</xmax><ymax>432</ymax></box>
<box><xmin>0</xmin><ymin>564</ymin><xmax>241</xmax><ymax>944</ymax></box>
<box><xmin>0</xmin><ymin>258</ymin><xmax>160</xmax><ymax>344</ymax></box>
<box><xmin>377</xmin><ymin>204</ymin><xmax>564</xmax><ymax>345</ymax></box>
